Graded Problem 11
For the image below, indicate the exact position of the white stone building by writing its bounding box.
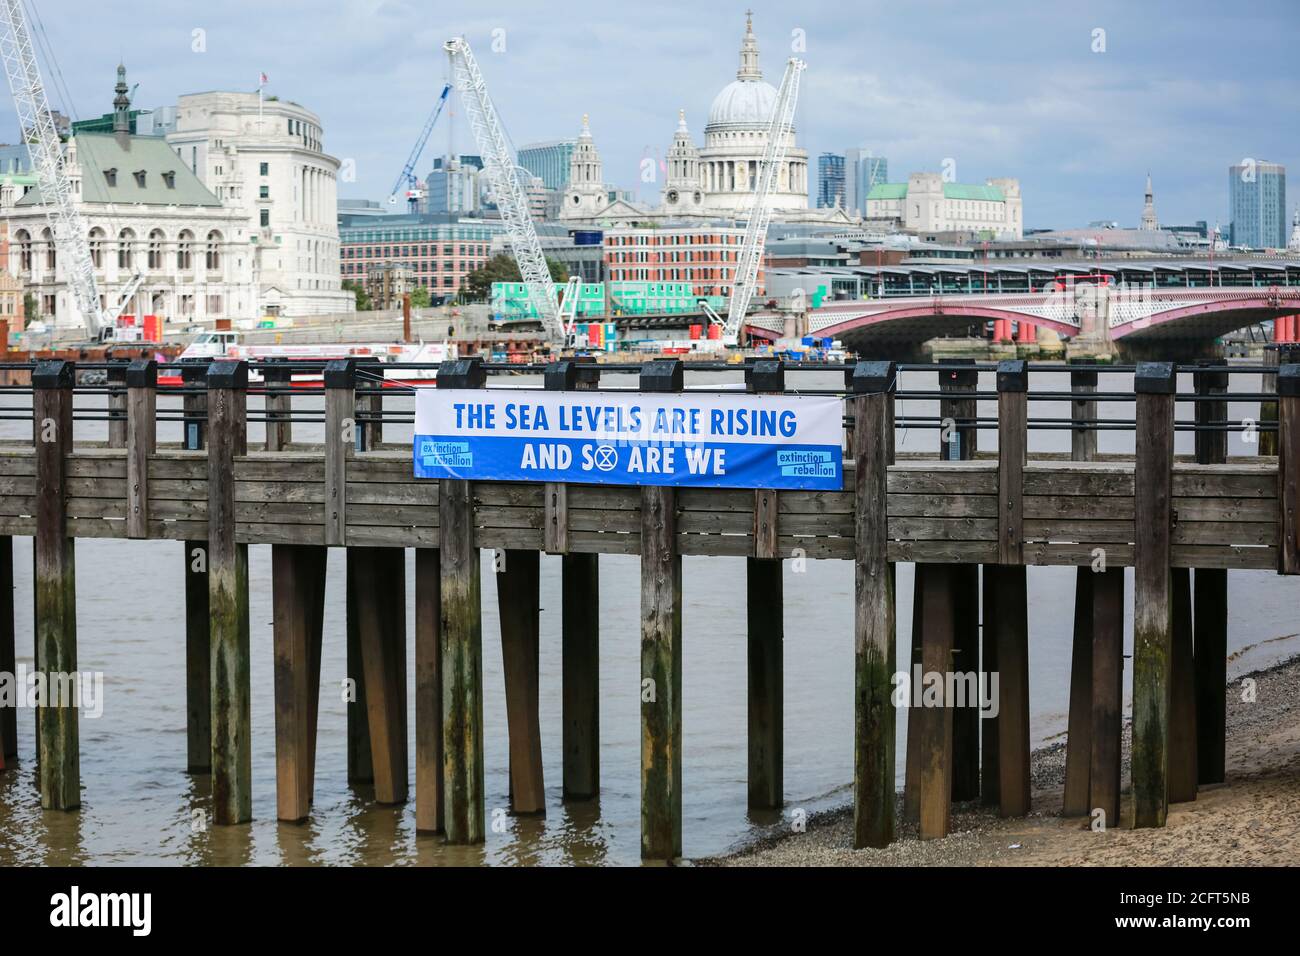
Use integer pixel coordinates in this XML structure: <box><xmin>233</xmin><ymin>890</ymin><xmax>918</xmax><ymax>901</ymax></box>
<box><xmin>167</xmin><ymin>90</ymin><xmax>353</xmax><ymax>316</ymax></box>
<box><xmin>3</xmin><ymin>67</ymin><xmax>255</xmax><ymax>331</ymax></box>
<box><xmin>865</xmin><ymin>172</ymin><xmax>1023</xmax><ymax>239</ymax></box>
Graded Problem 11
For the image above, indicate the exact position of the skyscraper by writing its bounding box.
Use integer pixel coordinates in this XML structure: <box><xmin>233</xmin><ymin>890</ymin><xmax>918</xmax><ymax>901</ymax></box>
<box><xmin>517</xmin><ymin>140</ymin><xmax>576</xmax><ymax>191</ymax></box>
<box><xmin>1228</xmin><ymin>160</ymin><xmax>1286</xmax><ymax>249</ymax></box>
<box><xmin>844</xmin><ymin>149</ymin><xmax>888</xmax><ymax>216</ymax></box>
<box><xmin>817</xmin><ymin>153</ymin><xmax>845</xmax><ymax>208</ymax></box>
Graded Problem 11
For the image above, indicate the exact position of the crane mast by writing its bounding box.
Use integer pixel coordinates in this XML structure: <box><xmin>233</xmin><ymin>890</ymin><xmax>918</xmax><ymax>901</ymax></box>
<box><xmin>443</xmin><ymin>37</ymin><xmax>563</xmax><ymax>344</ymax></box>
<box><xmin>0</xmin><ymin>0</ymin><xmax>106</xmax><ymax>337</ymax></box>
<box><xmin>724</xmin><ymin>57</ymin><xmax>804</xmax><ymax>347</ymax></box>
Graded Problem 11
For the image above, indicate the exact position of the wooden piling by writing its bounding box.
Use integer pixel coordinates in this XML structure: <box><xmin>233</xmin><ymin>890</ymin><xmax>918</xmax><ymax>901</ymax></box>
<box><xmin>125</xmin><ymin>359</ymin><xmax>156</xmax><ymax>539</ymax></box>
<box><xmin>1169</xmin><ymin>567</ymin><xmax>1198</xmax><ymax>802</ymax></box>
<box><xmin>33</xmin><ymin>360</ymin><xmax>78</xmax><ymax>810</ymax></box>
<box><xmin>0</xmin><ymin>535</ymin><xmax>14</xmax><ymax>761</ymax></box>
<box><xmin>1193</xmin><ymin>361</ymin><xmax>1228</xmax><ymax>785</ymax></box>
<box><xmin>1276</xmin><ymin>361</ymin><xmax>1299</xmax><ymax>575</ymax></box>
<box><xmin>438</xmin><ymin>357</ymin><xmax>486</xmax><ymax>845</ymax></box>
<box><xmin>994</xmin><ymin>361</ymin><xmax>1030</xmax><ymax>817</ymax></box>
<box><xmin>272</xmin><ymin>544</ymin><xmax>327</xmax><ymax>821</ymax></box>
<box><xmin>1132</xmin><ymin>362</ymin><xmax>1176</xmax><ymax>829</ymax></box>
<box><xmin>499</xmin><ymin>548</ymin><xmax>545</xmax><ymax>814</ymax></box>
<box><xmin>640</xmin><ymin>359</ymin><xmax>684</xmax><ymax>860</ymax></box>
<box><xmin>747</xmin><ymin>358</ymin><xmax>783</xmax><ymax>811</ymax></box>
<box><xmin>939</xmin><ymin>361</ymin><xmax>979</xmax><ymax>803</ymax></box>
<box><xmin>1089</xmin><ymin>567</ymin><xmax>1125</xmax><ymax>825</ymax></box>
<box><xmin>980</xmin><ymin>563</ymin><xmax>1000</xmax><ymax>808</ymax></box>
<box><xmin>181</xmin><ymin>360</ymin><xmax>210</xmax><ymax>774</ymax></box>
<box><xmin>415</xmin><ymin>547</ymin><xmax>444</xmax><ymax>833</ymax></box>
<box><xmin>1063</xmin><ymin>362</ymin><xmax>1098</xmax><ymax>816</ymax></box>
<box><xmin>206</xmin><ymin>360</ymin><xmax>252</xmax><ymax>825</ymax></box>
<box><xmin>916</xmin><ymin>563</ymin><xmax>956</xmax><ymax>839</ymax></box>
<box><xmin>352</xmin><ymin>546</ymin><xmax>409</xmax><ymax>804</ymax></box>
<box><xmin>546</xmin><ymin>360</ymin><xmax>601</xmax><ymax>802</ymax></box>
<box><xmin>850</xmin><ymin>362</ymin><xmax>896</xmax><ymax>849</ymax></box>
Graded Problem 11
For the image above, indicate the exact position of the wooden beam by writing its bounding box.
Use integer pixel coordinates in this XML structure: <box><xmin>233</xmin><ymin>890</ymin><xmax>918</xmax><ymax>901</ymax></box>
<box><xmin>991</xmin><ymin>564</ymin><xmax>1030</xmax><ymax>817</ymax></box>
<box><xmin>323</xmin><ymin>359</ymin><xmax>354</xmax><ymax>547</ymax></box>
<box><xmin>1194</xmin><ymin>361</ymin><xmax>1229</xmax><ymax>787</ymax></box>
<box><xmin>125</xmin><ymin>359</ymin><xmax>156</xmax><ymax>539</ymax></box>
<box><xmin>33</xmin><ymin>360</ymin><xmax>79</xmax><ymax>810</ymax></box>
<box><xmin>499</xmin><ymin>549</ymin><xmax>545</xmax><ymax>814</ymax></box>
<box><xmin>415</xmin><ymin>547</ymin><xmax>444</xmax><ymax>833</ymax></box>
<box><xmin>980</xmin><ymin>566</ymin><xmax>1000</xmax><ymax>807</ymax></box>
<box><xmin>106</xmin><ymin>363</ymin><xmax>127</xmax><ymax>449</ymax></box>
<box><xmin>345</xmin><ymin>555</ymin><xmax>372</xmax><ymax>784</ymax></box>
<box><xmin>272</xmin><ymin>544</ymin><xmax>327</xmax><ymax>821</ymax></box>
<box><xmin>1279</xmin><ymin>363</ymin><xmax>1300</xmax><ymax>574</ymax></box>
<box><xmin>0</xmin><ymin>535</ymin><xmax>15</xmax><ymax>761</ymax></box>
<box><xmin>262</xmin><ymin>360</ymin><xmax>293</xmax><ymax>452</ymax></box>
<box><xmin>1132</xmin><ymin>362</ymin><xmax>1176</xmax><ymax>829</ymax></box>
<box><xmin>207</xmin><ymin>360</ymin><xmax>252</xmax><ymax>825</ymax></box>
<box><xmin>562</xmin><ymin>552</ymin><xmax>599</xmax><ymax>801</ymax></box>
<box><xmin>747</xmin><ymin>555</ymin><xmax>783</xmax><ymax>810</ymax></box>
<box><xmin>996</xmin><ymin>361</ymin><xmax>1028</xmax><ymax>566</ymax></box>
<box><xmin>850</xmin><ymin>364</ymin><xmax>896</xmax><ymax>849</ymax></box>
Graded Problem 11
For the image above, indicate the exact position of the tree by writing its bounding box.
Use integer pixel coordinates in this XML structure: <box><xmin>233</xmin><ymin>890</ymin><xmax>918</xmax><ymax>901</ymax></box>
<box><xmin>461</xmin><ymin>253</ymin><xmax>568</xmax><ymax>302</ymax></box>
<box><xmin>342</xmin><ymin>278</ymin><xmax>372</xmax><ymax>311</ymax></box>
<box><xmin>23</xmin><ymin>293</ymin><xmax>39</xmax><ymax>324</ymax></box>
<box><xmin>409</xmin><ymin>286</ymin><xmax>431</xmax><ymax>309</ymax></box>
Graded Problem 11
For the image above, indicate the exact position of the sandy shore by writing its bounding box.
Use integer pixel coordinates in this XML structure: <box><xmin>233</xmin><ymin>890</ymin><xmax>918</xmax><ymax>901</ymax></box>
<box><xmin>701</xmin><ymin>655</ymin><xmax>1300</xmax><ymax>866</ymax></box>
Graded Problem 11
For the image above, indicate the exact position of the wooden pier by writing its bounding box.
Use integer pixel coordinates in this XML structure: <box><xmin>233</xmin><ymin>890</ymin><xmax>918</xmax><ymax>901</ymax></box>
<box><xmin>0</xmin><ymin>351</ymin><xmax>1297</xmax><ymax>859</ymax></box>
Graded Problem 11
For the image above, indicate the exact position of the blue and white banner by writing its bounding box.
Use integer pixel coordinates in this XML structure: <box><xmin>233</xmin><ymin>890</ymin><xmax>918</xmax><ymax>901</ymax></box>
<box><xmin>414</xmin><ymin>389</ymin><xmax>844</xmax><ymax>490</ymax></box>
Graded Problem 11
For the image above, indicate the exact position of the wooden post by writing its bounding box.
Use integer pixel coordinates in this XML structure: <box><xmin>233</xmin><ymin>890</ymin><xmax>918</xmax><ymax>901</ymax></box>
<box><xmin>323</xmin><ymin>358</ymin><xmax>353</xmax><ymax>547</ymax></box>
<box><xmin>262</xmin><ymin>359</ymin><xmax>292</xmax><ymax>452</ymax></box>
<box><xmin>106</xmin><ymin>362</ymin><xmax>127</xmax><ymax>449</ymax></box>
<box><xmin>640</xmin><ymin>358</ymin><xmax>683</xmax><ymax>860</ymax></box>
<box><xmin>1089</xmin><ymin>567</ymin><xmax>1125</xmax><ymax>826</ymax></box>
<box><xmin>1278</xmin><ymin>361</ymin><xmax>1300</xmax><ymax>576</ymax></box>
<box><xmin>1191</xmin><ymin>361</ymin><xmax>1227</xmax><ymax>787</ymax></box>
<box><xmin>438</xmin><ymin>357</ymin><xmax>486</xmax><ymax>844</ymax></box>
<box><xmin>125</xmin><ymin>359</ymin><xmax>156</xmax><ymax>539</ymax></box>
<box><xmin>0</xmin><ymin>535</ymin><xmax>15</xmax><ymax>762</ymax></box>
<box><xmin>747</xmin><ymin>358</ymin><xmax>783</xmax><ymax>811</ymax></box>
<box><xmin>994</xmin><ymin>360</ymin><xmax>1030</xmax><ymax>817</ymax></box>
<box><xmin>1133</xmin><ymin>361</ymin><xmax>1176</xmax><ymax>828</ymax></box>
<box><xmin>272</xmin><ymin>544</ymin><xmax>326</xmax><ymax>821</ymax></box>
<box><xmin>33</xmin><ymin>360</ymin><xmax>78</xmax><ymax>809</ymax></box>
<box><xmin>546</xmin><ymin>359</ymin><xmax>601</xmax><ymax>801</ymax></box>
<box><xmin>916</xmin><ymin>563</ymin><xmax>956</xmax><ymax>839</ymax></box>
<box><xmin>1169</xmin><ymin>566</ymin><xmax>1197</xmax><ymax>802</ymax></box>
<box><xmin>358</xmin><ymin>357</ymin><xmax>384</xmax><ymax>447</ymax></box>
<box><xmin>980</xmin><ymin>568</ymin><xmax>1000</xmax><ymax>807</ymax></box>
<box><xmin>1063</xmin><ymin>361</ymin><xmax>1098</xmax><ymax>816</ymax></box>
<box><xmin>206</xmin><ymin>359</ymin><xmax>251</xmax><ymax>825</ymax></box>
<box><xmin>352</xmin><ymin>546</ymin><xmax>409</xmax><ymax>805</ymax></box>
<box><xmin>181</xmin><ymin>360</ymin><xmax>209</xmax><ymax>773</ymax></box>
<box><xmin>499</xmin><ymin>548</ymin><xmax>545</xmax><ymax>814</ymax></box>
<box><xmin>850</xmin><ymin>361</ymin><xmax>896</xmax><ymax>849</ymax></box>
<box><xmin>1259</xmin><ymin>345</ymin><xmax>1279</xmax><ymax>457</ymax></box>
<box><xmin>940</xmin><ymin>360</ymin><xmax>979</xmax><ymax>803</ymax></box>
<box><xmin>415</xmin><ymin>547</ymin><xmax>444</xmax><ymax>833</ymax></box>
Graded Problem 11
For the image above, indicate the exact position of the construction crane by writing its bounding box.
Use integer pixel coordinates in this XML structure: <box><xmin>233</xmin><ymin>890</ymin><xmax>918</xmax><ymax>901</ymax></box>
<box><xmin>443</xmin><ymin>37</ymin><xmax>564</xmax><ymax>344</ymax></box>
<box><xmin>0</xmin><ymin>0</ymin><xmax>110</xmax><ymax>338</ymax></box>
<box><xmin>389</xmin><ymin>82</ymin><xmax>451</xmax><ymax>212</ymax></box>
<box><xmin>723</xmin><ymin>57</ymin><xmax>805</xmax><ymax>347</ymax></box>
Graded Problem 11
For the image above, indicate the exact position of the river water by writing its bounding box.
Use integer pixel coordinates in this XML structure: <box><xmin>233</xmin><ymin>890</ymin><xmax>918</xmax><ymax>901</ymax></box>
<box><xmin>1</xmin><ymin>366</ymin><xmax>1296</xmax><ymax>866</ymax></box>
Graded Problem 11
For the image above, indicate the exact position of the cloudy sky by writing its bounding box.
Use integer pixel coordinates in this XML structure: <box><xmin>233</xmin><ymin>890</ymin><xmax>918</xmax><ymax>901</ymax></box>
<box><xmin>7</xmin><ymin>0</ymin><xmax>1298</xmax><ymax>231</ymax></box>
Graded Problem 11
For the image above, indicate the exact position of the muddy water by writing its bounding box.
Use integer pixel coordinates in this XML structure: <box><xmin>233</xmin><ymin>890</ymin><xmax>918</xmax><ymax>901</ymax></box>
<box><xmin>1</xmin><ymin>366</ymin><xmax>1296</xmax><ymax>865</ymax></box>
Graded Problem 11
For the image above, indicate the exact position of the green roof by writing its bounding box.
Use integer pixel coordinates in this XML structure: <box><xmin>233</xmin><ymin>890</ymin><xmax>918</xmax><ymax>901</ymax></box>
<box><xmin>865</xmin><ymin>182</ymin><xmax>1006</xmax><ymax>202</ymax></box>
<box><xmin>865</xmin><ymin>183</ymin><xmax>907</xmax><ymax>200</ymax></box>
<box><xmin>942</xmin><ymin>183</ymin><xmax>1005</xmax><ymax>202</ymax></box>
<box><xmin>18</xmin><ymin>132</ymin><xmax>221</xmax><ymax>207</ymax></box>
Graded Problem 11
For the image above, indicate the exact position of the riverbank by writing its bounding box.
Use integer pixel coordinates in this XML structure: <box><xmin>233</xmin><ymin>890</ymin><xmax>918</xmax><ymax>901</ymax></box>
<box><xmin>702</xmin><ymin>654</ymin><xmax>1300</xmax><ymax>867</ymax></box>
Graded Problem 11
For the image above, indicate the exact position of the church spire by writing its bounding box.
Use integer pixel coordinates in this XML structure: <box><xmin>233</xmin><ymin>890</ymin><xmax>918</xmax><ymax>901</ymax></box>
<box><xmin>737</xmin><ymin>10</ymin><xmax>761</xmax><ymax>81</ymax></box>
<box><xmin>1140</xmin><ymin>172</ymin><xmax>1158</xmax><ymax>231</ymax></box>
<box><xmin>113</xmin><ymin>63</ymin><xmax>131</xmax><ymax>136</ymax></box>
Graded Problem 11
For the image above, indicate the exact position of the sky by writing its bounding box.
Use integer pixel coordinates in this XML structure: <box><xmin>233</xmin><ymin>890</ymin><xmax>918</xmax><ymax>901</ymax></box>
<box><xmin>5</xmin><ymin>0</ymin><xmax>1298</xmax><ymax>232</ymax></box>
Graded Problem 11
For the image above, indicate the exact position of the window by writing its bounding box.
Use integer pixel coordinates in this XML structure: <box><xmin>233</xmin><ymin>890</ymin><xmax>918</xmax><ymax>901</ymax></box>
<box><xmin>260</xmin><ymin>162</ymin><xmax>269</xmax><ymax>176</ymax></box>
<box><xmin>42</xmin><ymin>228</ymin><xmax>55</xmax><ymax>271</ymax></box>
<box><xmin>118</xmin><ymin>229</ymin><xmax>134</xmax><ymax>269</ymax></box>
<box><xmin>88</xmin><ymin>228</ymin><xmax>105</xmax><ymax>269</ymax></box>
<box><xmin>205</xmin><ymin>231</ymin><xmax>222</xmax><ymax>270</ymax></box>
<box><xmin>260</xmin><ymin>209</ymin><xmax>270</xmax><ymax>227</ymax></box>
<box><xmin>163</xmin><ymin>171</ymin><xmax>176</xmax><ymax>189</ymax></box>
<box><xmin>147</xmin><ymin>230</ymin><xmax>164</xmax><ymax>270</ymax></box>
<box><xmin>104</xmin><ymin>167</ymin><xmax>117</xmax><ymax>187</ymax></box>
<box><xmin>259</xmin><ymin>185</ymin><xmax>269</xmax><ymax>199</ymax></box>
<box><xmin>177</xmin><ymin>231</ymin><xmax>193</xmax><ymax>270</ymax></box>
<box><xmin>16</xmin><ymin>229</ymin><xmax>31</xmax><ymax>272</ymax></box>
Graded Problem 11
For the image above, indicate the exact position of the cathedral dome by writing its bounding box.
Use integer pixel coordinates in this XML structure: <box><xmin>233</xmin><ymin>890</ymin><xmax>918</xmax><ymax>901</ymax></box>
<box><xmin>707</xmin><ymin>78</ymin><xmax>778</xmax><ymax>131</ymax></box>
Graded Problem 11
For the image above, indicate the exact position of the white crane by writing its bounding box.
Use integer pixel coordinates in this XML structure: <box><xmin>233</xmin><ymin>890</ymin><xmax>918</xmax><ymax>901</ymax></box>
<box><xmin>723</xmin><ymin>57</ymin><xmax>805</xmax><ymax>347</ymax></box>
<box><xmin>0</xmin><ymin>0</ymin><xmax>108</xmax><ymax>338</ymax></box>
<box><xmin>443</xmin><ymin>37</ymin><xmax>565</xmax><ymax>345</ymax></box>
